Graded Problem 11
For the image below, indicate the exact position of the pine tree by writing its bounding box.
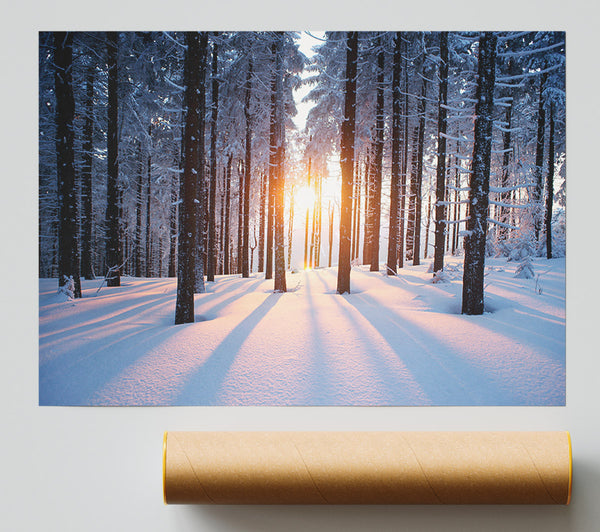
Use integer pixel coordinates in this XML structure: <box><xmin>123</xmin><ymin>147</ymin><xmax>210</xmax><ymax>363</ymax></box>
<box><xmin>386</xmin><ymin>32</ymin><xmax>402</xmax><ymax>275</ymax></box>
<box><xmin>105</xmin><ymin>31</ymin><xmax>121</xmax><ymax>287</ymax></box>
<box><xmin>462</xmin><ymin>32</ymin><xmax>497</xmax><ymax>315</ymax></box>
<box><xmin>336</xmin><ymin>31</ymin><xmax>358</xmax><ymax>294</ymax></box>
<box><xmin>54</xmin><ymin>31</ymin><xmax>81</xmax><ymax>297</ymax></box>
<box><xmin>175</xmin><ymin>32</ymin><xmax>205</xmax><ymax>325</ymax></box>
<box><xmin>433</xmin><ymin>31</ymin><xmax>449</xmax><ymax>275</ymax></box>
<box><xmin>207</xmin><ymin>35</ymin><xmax>220</xmax><ymax>282</ymax></box>
<box><xmin>80</xmin><ymin>62</ymin><xmax>95</xmax><ymax>280</ymax></box>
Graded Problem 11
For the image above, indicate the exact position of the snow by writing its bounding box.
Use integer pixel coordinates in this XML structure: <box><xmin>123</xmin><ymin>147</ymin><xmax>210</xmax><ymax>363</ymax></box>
<box><xmin>39</xmin><ymin>256</ymin><xmax>565</xmax><ymax>406</ymax></box>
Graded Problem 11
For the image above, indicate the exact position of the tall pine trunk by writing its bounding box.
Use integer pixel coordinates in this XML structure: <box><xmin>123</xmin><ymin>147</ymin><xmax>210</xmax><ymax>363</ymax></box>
<box><xmin>412</xmin><ymin>76</ymin><xmax>427</xmax><ymax>266</ymax></box>
<box><xmin>462</xmin><ymin>32</ymin><xmax>497</xmax><ymax>315</ymax></box>
<box><xmin>175</xmin><ymin>32</ymin><xmax>204</xmax><ymax>324</ymax></box>
<box><xmin>207</xmin><ymin>37</ymin><xmax>220</xmax><ymax>282</ymax></box>
<box><xmin>265</xmin><ymin>40</ymin><xmax>278</xmax><ymax>281</ymax></box>
<box><xmin>54</xmin><ymin>31</ymin><xmax>81</xmax><ymax>297</ymax></box>
<box><xmin>545</xmin><ymin>103</ymin><xmax>555</xmax><ymax>259</ymax></box>
<box><xmin>399</xmin><ymin>37</ymin><xmax>409</xmax><ymax>269</ymax></box>
<box><xmin>145</xmin><ymin>122</ymin><xmax>152</xmax><ymax>277</ymax></box>
<box><xmin>257</xmin><ymin>170</ymin><xmax>266</xmax><ymax>272</ymax></box>
<box><xmin>194</xmin><ymin>33</ymin><xmax>208</xmax><ymax>293</ymax></box>
<box><xmin>433</xmin><ymin>31</ymin><xmax>449</xmax><ymax>275</ymax></box>
<box><xmin>386</xmin><ymin>32</ymin><xmax>402</xmax><ymax>275</ymax></box>
<box><xmin>223</xmin><ymin>155</ymin><xmax>232</xmax><ymax>275</ymax></box>
<box><xmin>370</xmin><ymin>39</ymin><xmax>385</xmax><ymax>272</ymax></box>
<box><xmin>105</xmin><ymin>31</ymin><xmax>120</xmax><ymax>288</ymax></box>
<box><xmin>80</xmin><ymin>63</ymin><xmax>94</xmax><ymax>280</ymax></box>
<box><xmin>135</xmin><ymin>140</ymin><xmax>143</xmax><ymax>277</ymax></box>
<box><xmin>336</xmin><ymin>31</ymin><xmax>358</xmax><ymax>294</ymax></box>
<box><xmin>273</xmin><ymin>33</ymin><xmax>287</xmax><ymax>293</ymax></box>
<box><xmin>242</xmin><ymin>55</ymin><xmax>253</xmax><ymax>278</ymax></box>
<box><xmin>533</xmin><ymin>73</ymin><xmax>547</xmax><ymax>244</ymax></box>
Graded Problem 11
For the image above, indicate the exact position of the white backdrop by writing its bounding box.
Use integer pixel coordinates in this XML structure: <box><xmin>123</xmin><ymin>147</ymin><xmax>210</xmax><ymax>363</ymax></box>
<box><xmin>2</xmin><ymin>1</ymin><xmax>599</xmax><ymax>530</ymax></box>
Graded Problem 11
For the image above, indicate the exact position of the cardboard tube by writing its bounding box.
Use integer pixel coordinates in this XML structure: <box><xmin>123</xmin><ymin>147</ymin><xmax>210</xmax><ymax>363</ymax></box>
<box><xmin>163</xmin><ymin>431</ymin><xmax>572</xmax><ymax>505</ymax></box>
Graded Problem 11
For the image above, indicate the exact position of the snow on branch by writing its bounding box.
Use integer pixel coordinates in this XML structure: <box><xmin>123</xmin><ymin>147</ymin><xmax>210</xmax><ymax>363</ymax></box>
<box><xmin>487</xmin><ymin>218</ymin><xmax>519</xmax><ymax>230</ymax></box>
<box><xmin>498</xmin><ymin>41</ymin><xmax>565</xmax><ymax>58</ymax></box>
<box><xmin>489</xmin><ymin>183</ymin><xmax>535</xmax><ymax>193</ymax></box>
<box><xmin>489</xmin><ymin>199</ymin><xmax>528</xmax><ymax>209</ymax></box>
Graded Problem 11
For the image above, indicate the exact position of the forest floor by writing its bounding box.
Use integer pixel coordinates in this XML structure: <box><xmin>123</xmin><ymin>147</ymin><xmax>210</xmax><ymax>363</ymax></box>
<box><xmin>39</xmin><ymin>256</ymin><xmax>565</xmax><ymax>406</ymax></box>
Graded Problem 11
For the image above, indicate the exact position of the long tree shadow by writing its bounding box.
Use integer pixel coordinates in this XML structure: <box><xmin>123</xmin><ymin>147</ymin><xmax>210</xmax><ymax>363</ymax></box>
<box><xmin>197</xmin><ymin>277</ymin><xmax>265</xmax><ymax>320</ymax></box>
<box><xmin>303</xmin><ymin>273</ymin><xmax>340</xmax><ymax>404</ymax></box>
<box><xmin>177</xmin><ymin>293</ymin><xmax>281</xmax><ymax>405</ymax></box>
<box><xmin>339</xmin><ymin>291</ymin><xmax>512</xmax><ymax>405</ymax></box>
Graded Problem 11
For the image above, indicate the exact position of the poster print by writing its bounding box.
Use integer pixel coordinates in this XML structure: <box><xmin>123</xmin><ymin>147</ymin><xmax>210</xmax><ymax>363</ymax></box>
<box><xmin>39</xmin><ymin>31</ymin><xmax>565</xmax><ymax>405</ymax></box>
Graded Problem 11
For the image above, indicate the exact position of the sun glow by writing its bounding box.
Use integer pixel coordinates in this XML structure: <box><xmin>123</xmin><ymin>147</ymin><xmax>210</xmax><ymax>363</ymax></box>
<box><xmin>293</xmin><ymin>184</ymin><xmax>316</xmax><ymax>213</ymax></box>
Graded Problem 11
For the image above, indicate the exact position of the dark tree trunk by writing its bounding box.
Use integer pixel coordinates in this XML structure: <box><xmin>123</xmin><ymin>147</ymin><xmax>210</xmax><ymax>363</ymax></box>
<box><xmin>273</xmin><ymin>33</ymin><xmax>287</xmax><ymax>293</ymax></box>
<box><xmin>351</xmin><ymin>158</ymin><xmax>362</xmax><ymax>261</ymax></box>
<box><xmin>80</xmin><ymin>63</ymin><xmax>94</xmax><ymax>280</ymax></box>
<box><xmin>135</xmin><ymin>140</ymin><xmax>143</xmax><ymax>277</ymax></box>
<box><xmin>223</xmin><ymin>155</ymin><xmax>232</xmax><ymax>275</ymax></box>
<box><xmin>462</xmin><ymin>32</ymin><xmax>497</xmax><ymax>315</ymax></box>
<box><xmin>168</xmin><ymin>135</ymin><xmax>181</xmax><ymax>278</ymax></box>
<box><xmin>175</xmin><ymin>32</ymin><xmax>204</xmax><ymax>324</ymax></box>
<box><xmin>145</xmin><ymin>122</ymin><xmax>152</xmax><ymax>277</ymax></box>
<box><xmin>412</xmin><ymin>76</ymin><xmax>427</xmax><ymax>266</ymax></box>
<box><xmin>258</xmin><ymin>169</ymin><xmax>266</xmax><ymax>272</ymax></box>
<box><xmin>405</xmin><ymin>125</ymin><xmax>419</xmax><ymax>262</ymax></box>
<box><xmin>237</xmin><ymin>161</ymin><xmax>244</xmax><ymax>273</ymax></box>
<box><xmin>370</xmin><ymin>39</ymin><xmax>385</xmax><ymax>272</ymax></box>
<box><xmin>433</xmin><ymin>31</ymin><xmax>449</xmax><ymax>275</ymax></box>
<box><xmin>362</xmin><ymin>151</ymin><xmax>373</xmax><ymax>265</ymax></box>
<box><xmin>242</xmin><ymin>55</ymin><xmax>253</xmax><ymax>278</ymax></box>
<box><xmin>265</xmin><ymin>40</ymin><xmax>278</xmax><ymax>281</ymax></box>
<box><xmin>545</xmin><ymin>103</ymin><xmax>555</xmax><ymax>259</ymax></box>
<box><xmin>386</xmin><ymin>31</ymin><xmax>402</xmax><ymax>275</ymax></box>
<box><xmin>534</xmin><ymin>73</ymin><xmax>547</xmax><ymax>244</ymax></box>
<box><xmin>399</xmin><ymin>36</ymin><xmax>409</xmax><ymax>269</ymax></box>
<box><xmin>105</xmin><ymin>31</ymin><xmax>120</xmax><ymax>288</ymax></box>
<box><xmin>207</xmin><ymin>36</ymin><xmax>219</xmax><ymax>282</ymax></box>
<box><xmin>54</xmin><ymin>31</ymin><xmax>81</xmax><ymax>297</ymax></box>
<box><xmin>194</xmin><ymin>33</ymin><xmax>208</xmax><ymax>293</ymax></box>
<box><xmin>336</xmin><ymin>31</ymin><xmax>358</xmax><ymax>294</ymax></box>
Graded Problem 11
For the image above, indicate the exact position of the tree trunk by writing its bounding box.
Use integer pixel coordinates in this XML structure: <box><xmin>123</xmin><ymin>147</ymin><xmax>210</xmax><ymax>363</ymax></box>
<box><xmin>533</xmin><ymin>73</ymin><xmax>547</xmax><ymax>244</ymax></box>
<box><xmin>370</xmin><ymin>38</ymin><xmax>385</xmax><ymax>272</ymax></box>
<box><xmin>168</xmin><ymin>135</ymin><xmax>180</xmax><ymax>278</ymax></box>
<box><xmin>328</xmin><ymin>200</ymin><xmax>334</xmax><ymax>267</ymax></box>
<box><xmin>207</xmin><ymin>36</ymin><xmax>220</xmax><ymax>282</ymax></box>
<box><xmin>386</xmin><ymin>31</ymin><xmax>402</xmax><ymax>275</ymax></box>
<box><xmin>545</xmin><ymin>103</ymin><xmax>555</xmax><ymax>259</ymax></box>
<box><xmin>242</xmin><ymin>55</ymin><xmax>253</xmax><ymax>278</ymax></box>
<box><xmin>258</xmin><ymin>170</ymin><xmax>266</xmax><ymax>272</ymax></box>
<box><xmin>145</xmin><ymin>122</ymin><xmax>152</xmax><ymax>277</ymax></box>
<box><xmin>80</xmin><ymin>63</ymin><xmax>94</xmax><ymax>280</ymax></box>
<box><xmin>105</xmin><ymin>31</ymin><xmax>120</xmax><ymax>288</ymax></box>
<box><xmin>399</xmin><ymin>36</ymin><xmax>409</xmax><ymax>269</ymax></box>
<box><xmin>54</xmin><ymin>31</ymin><xmax>81</xmax><ymax>297</ymax></box>
<box><xmin>336</xmin><ymin>31</ymin><xmax>358</xmax><ymax>294</ymax></box>
<box><xmin>194</xmin><ymin>33</ymin><xmax>208</xmax><ymax>294</ymax></box>
<box><xmin>412</xmin><ymin>76</ymin><xmax>427</xmax><ymax>266</ymax></box>
<box><xmin>175</xmin><ymin>32</ymin><xmax>205</xmax><ymax>324</ymax></box>
<box><xmin>498</xmin><ymin>59</ymin><xmax>515</xmax><ymax>242</ymax></box>
<box><xmin>237</xmin><ymin>161</ymin><xmax>244</xmax><ymax>273</ymax></box>
<box><xmin>362</xmin><ymin>151</ymin><xmax>373</xmax><ymax>265</ymax></box>
<box><xmin>462</xmin><ymin>32</ymin><xmax>497</xmax><ymax>315</ymax></box>
<box><xmin>223</xmin><ymin>155</ymin><xmax>232</xmax><ymax>275</ymax></box>
<box><xmin>135</xmin><ymin>140</ymin><xmax>143</xmax><ymax>277</ymax></box>
<box><xmin>433</xmin><ymin>31</ymin><xmax>449</xmax><ymax>275</ymax></box>
<box><xmin>273</xmin><ymin>33</ymin><xmax>287</xmax><ymax>293</ymax></box>
<box><xmin>265</xmin><ymin>41</ymin><xmax>278</xmax><ymax>281</ymax></box>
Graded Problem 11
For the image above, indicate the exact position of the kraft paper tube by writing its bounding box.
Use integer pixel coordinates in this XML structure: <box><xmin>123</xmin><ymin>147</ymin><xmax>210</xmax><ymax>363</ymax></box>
<box><xmin>163</xmin><ymin>431</ymin><xmax>572</xmax><ymax>505</ymax></box>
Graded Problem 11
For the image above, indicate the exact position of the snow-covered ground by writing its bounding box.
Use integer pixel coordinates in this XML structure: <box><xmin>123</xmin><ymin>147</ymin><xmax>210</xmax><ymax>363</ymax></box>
<box><xmin>39</xmin><ymin>256</ymin><xmax>565</xmax><ymax>406</ymax></box>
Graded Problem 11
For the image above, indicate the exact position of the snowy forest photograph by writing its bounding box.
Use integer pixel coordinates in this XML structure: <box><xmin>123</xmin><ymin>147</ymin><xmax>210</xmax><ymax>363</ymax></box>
<box><xmin>39</xmin><ymin>31</ymin><xmax>566</xmax><ymax>406</ymax></box>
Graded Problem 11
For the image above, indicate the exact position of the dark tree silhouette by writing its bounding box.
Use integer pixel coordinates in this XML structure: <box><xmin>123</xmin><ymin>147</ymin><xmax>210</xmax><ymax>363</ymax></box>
<box><xmin>336</xmin><ymin>31</ymin><xmax>358</xmax><ymax>295</ymax></box>
<box><xmin>462</xmin><ymin>32</ymin><xmax>497</xmax><ymax>315</ymax></box>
